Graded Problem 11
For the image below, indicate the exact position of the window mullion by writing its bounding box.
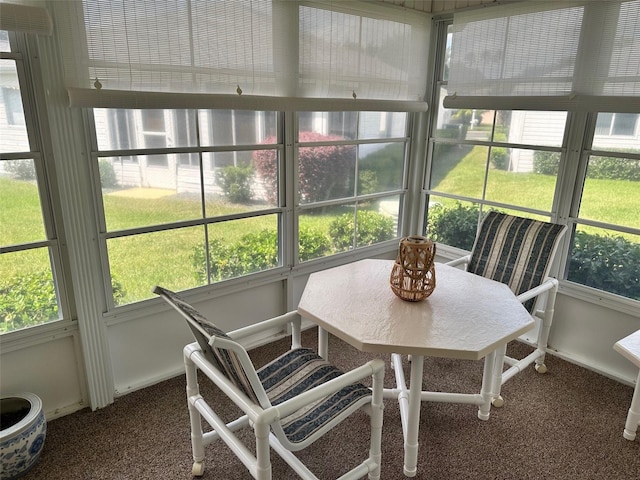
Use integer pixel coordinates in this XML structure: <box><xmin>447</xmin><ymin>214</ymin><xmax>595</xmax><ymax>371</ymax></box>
<box><xmin>283</xmin><ymin>111</ymin><xmax>296</xmax><ymax>269</ymax></box>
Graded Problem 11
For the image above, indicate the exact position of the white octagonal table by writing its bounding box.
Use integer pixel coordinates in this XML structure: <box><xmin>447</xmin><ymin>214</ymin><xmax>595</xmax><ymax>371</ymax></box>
<box><xmin>298</xmin><ymin>259</ymin><xmax>534</xmax><ymax>477</ymax></box>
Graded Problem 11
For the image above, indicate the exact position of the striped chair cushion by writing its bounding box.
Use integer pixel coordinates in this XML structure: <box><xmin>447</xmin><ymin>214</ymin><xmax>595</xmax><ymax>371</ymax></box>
<box><xmin>468</xmin><ymin>212</ymin><xmax>565</xmax><ymax>313</ymax></box>
<box><xmin>258</xmin><ymin>348</ymin><xmax>371</xmax><ymax>444</ymax></box>
<box><xmin>154</xmin><ymin>286</ymin><xmax>259</xmax><ymax>403</ymax></box>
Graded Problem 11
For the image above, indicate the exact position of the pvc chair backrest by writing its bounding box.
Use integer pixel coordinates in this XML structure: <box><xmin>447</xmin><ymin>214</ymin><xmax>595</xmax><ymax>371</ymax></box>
<box><xmin>153</xmin><ymin>286</ymin><xmax>261</xmax><ymax>404</ymax></box>
<box><xmin>467</xmin><ymin>212</ymin><xmax>567</xmax><ymax>313</ymax></box>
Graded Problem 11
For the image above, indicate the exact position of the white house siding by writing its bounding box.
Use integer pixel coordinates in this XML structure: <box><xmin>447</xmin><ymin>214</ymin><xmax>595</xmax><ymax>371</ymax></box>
<box><xmin>0</xmin><ymin>81</ymin><xmax>30</xmax><ymax>155</ymax></box>
<box><xmin>507</xmin><ymin>111</ymin><xmax>566</xmax><ymax>172</ymax></box>
<box><xmin>509</xmin><ymin>111</ymin><xmax>639</xmax><ymax>173</ymax></box>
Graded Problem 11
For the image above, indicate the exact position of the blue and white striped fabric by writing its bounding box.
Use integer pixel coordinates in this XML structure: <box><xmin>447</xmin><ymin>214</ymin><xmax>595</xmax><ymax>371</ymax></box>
<box><xmin>468</xmin><ymin>212</ymin><xmax>566</xmax><ymax>313</ymax></box>
<box><xmin>258</xmin><ymin>348</ymin><xmax>371</xmax><ymax>444</ymax></box>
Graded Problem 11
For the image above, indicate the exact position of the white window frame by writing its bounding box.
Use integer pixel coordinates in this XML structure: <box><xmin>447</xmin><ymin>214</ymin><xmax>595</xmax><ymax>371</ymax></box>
<box><xmin>0</xmin><ymin>31</ymin><xmax>71</xmax><ymax>336</ymax></box>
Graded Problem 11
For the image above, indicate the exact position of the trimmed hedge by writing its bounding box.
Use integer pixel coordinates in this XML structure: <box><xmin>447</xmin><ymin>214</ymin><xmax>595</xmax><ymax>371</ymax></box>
<box><xmin>0</xmin><ymin>271</ymin><xmax>58</xmax><ymax>333</ymax></box>
<box><xmin>329</xmin><ymin>210</ymin><xmax>395</xmax><ymax>251</ymax></box>
<box><xmin>193</xmin><ymin>210</ymin><xmax>395</xmax><ymax>282</ymax></box>
<box><xmin>568</xmin><ymin>231</ymin><xmax>640</xmax><ymax>300</ymax></box>
<box><xmin>0</xmin><ymin>271</ymin><xmax>125</xmax><ymax>333</ymax></box>
<box><xmin>193</xmin><ymin>227</ymin><xmax>334</xmax><ymax>283</ymax></box>
<box><xmin>534</xmin><ymin>151</ymin><xmax>640</xmax><ymax>180</ymax></box>
<box><xmin>427</xmin><ymin>203</ymin><xmax>480</xmax><ymax>251</ymax></box>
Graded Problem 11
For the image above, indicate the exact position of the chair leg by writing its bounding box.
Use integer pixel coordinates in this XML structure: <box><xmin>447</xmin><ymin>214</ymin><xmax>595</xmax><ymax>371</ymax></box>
<box><xmin>254</xmin><ymin>421</ymin><xmax>272</xmax><ymax>480</ymax></box>
<box><xmin>368</xmin><ymin>364</ymin><xmax>385</xmax><ymax>480</ymax></box>
<box><xmin>534</xmin><ymin>284</ymin><xmax>558</xmax><ymax>374</ymax></box>
<box><xmin>185</xmin><ymin>354</ymin><xmax>206</xmax><ymax>476</ymax></box>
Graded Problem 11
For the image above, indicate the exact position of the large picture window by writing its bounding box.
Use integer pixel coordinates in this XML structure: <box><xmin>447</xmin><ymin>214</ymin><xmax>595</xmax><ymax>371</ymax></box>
<box><xmin>93</xmin><ymin>108</ymin><xmax>280</xmax><ymax>307</ymax></box>
<box><xmin>94</xmin><ymin>108</ymin><xmax>409</xmax><ymax>308</ymax></box>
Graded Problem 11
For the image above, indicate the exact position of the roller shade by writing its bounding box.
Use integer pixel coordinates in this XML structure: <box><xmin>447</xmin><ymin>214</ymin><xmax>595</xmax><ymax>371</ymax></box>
<box><xmin>445</xmin><ymin>0</ymin><xmax>640</xmax><ymax>112</ymax></box>
<box><xmin>53</xmin><ymin>0</ymin><xmax>430</xmax><ymax>111</ymax></box>
<box><xmin>0</xmin><ymin>1</ymin><xmax>53</xmax><ymax>35</ymax></box>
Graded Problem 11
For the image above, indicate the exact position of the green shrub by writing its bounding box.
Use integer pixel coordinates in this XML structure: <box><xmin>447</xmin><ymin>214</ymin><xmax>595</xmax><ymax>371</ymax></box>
<box><xmin>254</xmin><ymin>132</ymin><xmax>356</xmax><ymax>204</ymax></box>
<box><xmin>568</xmin><ymin>231</ymin><xmax>640</xmax><ymax>300</ymax></box>
<box><xmin>99</xmin><ymin>159</ymin><xmax>119</xmax><ymax>188</ymax></box>
<box><xmin>298</xmin><ymin>226</ymin><xmax>333</xmax><ymax>262</ymax></box>
<box><xmin>357</xmin><ymin>170</ymin><xmax>379</xmax><ymax>195</ymax></box>
<box><xmin>216</xmin><ymin>165</ymin><xmax>254</xmax><ymax>203</ymax></box>
<box><xmin>588</xmin><ymin>156</ymin><xmax>640</xmax><ymax>181</ymax></box>
<box><xmin>533</xmin><ymin>151</ymin><xmax>560</xmax><ymax>176</ymax></box>
<box><xmin>0</xmin><ymin>271</ymin><xmax>127</xmax><ymax>333</ymax></box>
<box><xmin>329</xmin><ymin>210</ymin><xmax>395</xmax><ymax>251</ymax></box>
<box><xmin>490</xmin><ymin>147</ymin><xmax>509</xmax><ymax>170</ymax></box>
<box><xmin>4</xmin><ymin>160</ymin><xmax>36</xmax><ymax>180</ymax></box>
<box><xmin>534</xmin><ymin>151</ymin><xmax>640</xmax><ymax>181</ymax></box>
<box><xmin>0</xmin><ymin>271</ymin><xmax>58</xmax><ymax>333</ymax></box>
<box><xmin>427</xmin><ymin>203</ymin><xmax>480</xmax><ymax>251</ymax></box>
<box><xmin>193</xmin><ymin>227</ymin><xmax>333</xmax><ymax>283</ymax></box>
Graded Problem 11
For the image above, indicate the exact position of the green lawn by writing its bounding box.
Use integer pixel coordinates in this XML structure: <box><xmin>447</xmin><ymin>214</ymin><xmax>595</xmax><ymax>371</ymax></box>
<box><xmin>431</xmin><ymin>145</ymin><xmax>639</xmax><ymax>232</ymax></box>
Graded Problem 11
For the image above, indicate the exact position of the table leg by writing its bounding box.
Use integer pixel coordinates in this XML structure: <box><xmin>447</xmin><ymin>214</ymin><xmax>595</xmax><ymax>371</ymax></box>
<box><xmin>403</xmin><ymin>354</ymin><xmax>424</xmax><ymax>477</ymax></box>
<box><xmin>317</xmin><ymin>326</ymin><xmax>329</xmax><ymax>360</ymax></box>
<box><xmin>623</xmin><ymin>369</ymin><xmax>640</xmax><ymax>441</ymax></box>
<box><xmin>478</xmin><ymin>350</ymin><xmax>497</xmax><ymax>421</ymax></box>
<box><xmin>490</xmin><ymin>344</ymin><xmax>507</xmax><ymax>408</ymax></box>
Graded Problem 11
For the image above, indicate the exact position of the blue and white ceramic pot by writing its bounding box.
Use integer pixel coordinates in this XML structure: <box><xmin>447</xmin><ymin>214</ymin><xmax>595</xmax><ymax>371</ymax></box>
<box><xmin>0</xmin><ymin>393</ymin><xmax>47</xmax><ymax>480</ymax></box>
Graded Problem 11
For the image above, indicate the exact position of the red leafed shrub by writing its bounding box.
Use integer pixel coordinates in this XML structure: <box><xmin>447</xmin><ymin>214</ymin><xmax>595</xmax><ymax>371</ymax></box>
<box><xmin>253</xmin><ymin>132</ymin><xmax>356</xmax><ymax>204</ymax></box>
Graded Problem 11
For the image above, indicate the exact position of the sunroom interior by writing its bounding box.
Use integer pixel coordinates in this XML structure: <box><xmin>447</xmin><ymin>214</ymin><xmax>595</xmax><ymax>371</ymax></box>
<box><xmin>1</xmin><ymin>0</ymin><xmax>639</xmax><ymax>449</ymax></box>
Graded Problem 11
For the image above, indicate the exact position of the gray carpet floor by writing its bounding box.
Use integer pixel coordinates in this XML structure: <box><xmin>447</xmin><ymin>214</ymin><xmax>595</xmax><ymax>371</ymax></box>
<box><xmin>25</xmin><ymin>329</ymin><xmax>639</xmax><ymax>479</ymax></box>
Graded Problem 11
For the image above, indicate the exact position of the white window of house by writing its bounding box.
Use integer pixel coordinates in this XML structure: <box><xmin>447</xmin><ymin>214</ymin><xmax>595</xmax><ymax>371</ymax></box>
<box><xmin>0</xmin><ymin>30</ymin><xmax>68</xmax><ymax>334</ymax></box>
<box><xmin>595</xmin><ymin>113</ymin><xmax>639</xmax><ymax>137</ymax></box>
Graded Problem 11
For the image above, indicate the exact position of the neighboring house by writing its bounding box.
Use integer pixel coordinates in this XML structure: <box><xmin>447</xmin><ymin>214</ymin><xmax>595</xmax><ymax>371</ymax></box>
<box><xmin>507</xmin><ymin>110</ymin><xmax>639</xmax><ymax>172</ymax></box>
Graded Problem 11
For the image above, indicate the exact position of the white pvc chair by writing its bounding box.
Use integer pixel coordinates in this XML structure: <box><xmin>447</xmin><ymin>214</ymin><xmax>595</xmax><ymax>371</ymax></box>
<box><xmin>445</xmin><ymin>211</ymin><xmax>567</xmax><ymax>406</ymax></box>
<box><xmin>154</xmin><ymin>286</ymin><xmax>385</xmax><ymax>480</ymax></box>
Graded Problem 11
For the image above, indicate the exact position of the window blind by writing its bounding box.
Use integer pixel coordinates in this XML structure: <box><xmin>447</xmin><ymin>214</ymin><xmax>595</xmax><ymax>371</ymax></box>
<box><xmin>54</xmin><ymin>0</ymin><xmax>430</xmax><ymax>112</ymax></box>
<box><xmin>0</xmin><ymin>1</ymin><xmax>52</xmax><ymax>35</ymax></box>
<box><xmin>445</xmin><ymin>0</ymin><xmax>640</xmax><ymax>112</ymax></box>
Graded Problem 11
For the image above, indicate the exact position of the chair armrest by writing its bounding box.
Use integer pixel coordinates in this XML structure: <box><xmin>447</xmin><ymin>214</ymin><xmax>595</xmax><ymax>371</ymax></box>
<box><xmin>264</xmin><ymin>359</ymin><xmax>386</xmax><ymax>422</ymax></box>
<box><xmin>516</xmin><ymin>277</ymin><xmax>558</xmax><ymax>304</ymax></box>
<box><xmin>227</xmin><ymin>311</ymin><xmax>301</xmax><ymax>341</ymax></box>
<box><xmin>446</xmin><ymin>254</ymin><xmax>471</xmax><ymax>268</ymax></box>
<box><xmin>185</xmin><ymin>343</ymin><xmax>267</xmax><ymax>420</ymax></box>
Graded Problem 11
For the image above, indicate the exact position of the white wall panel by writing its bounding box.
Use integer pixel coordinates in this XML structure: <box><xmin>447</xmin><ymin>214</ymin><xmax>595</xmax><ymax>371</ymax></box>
<box><xmin>0</xmin><ymin>334</ymin><xmax>86</xmax><ymax>419</ymax></box>
<box><xmin>108</xmin><ymin>282</ymin><xmax>285</xmax><ymax>395</ymax></box>
<box><xmin>549</xmin><ymin>294</ymin><xmax>640</xmax><ymax>385</ymax></box>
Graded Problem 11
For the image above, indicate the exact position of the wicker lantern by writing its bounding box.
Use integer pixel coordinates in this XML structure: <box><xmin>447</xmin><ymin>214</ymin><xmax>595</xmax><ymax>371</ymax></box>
<box><xmin>389</xmin><ymin>235</ymin><xmax>436</xmax><ymax>302</ymax></box>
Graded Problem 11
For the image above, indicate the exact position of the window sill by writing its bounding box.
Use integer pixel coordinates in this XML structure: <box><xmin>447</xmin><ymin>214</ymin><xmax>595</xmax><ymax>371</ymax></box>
<box><xmin>558</xmin><ymin>281</ymin><xmax>640</xmax><ymax>319</ymax></box>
